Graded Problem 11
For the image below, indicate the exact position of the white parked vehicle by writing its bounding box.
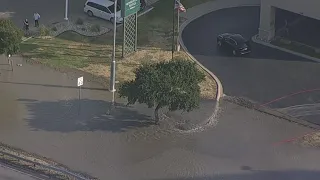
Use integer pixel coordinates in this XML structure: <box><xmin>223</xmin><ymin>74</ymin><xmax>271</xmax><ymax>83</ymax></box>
<box><xmin>84</xmin><ymin>0</ymin><xmax>123</xmax><ymax>23</ymax></box>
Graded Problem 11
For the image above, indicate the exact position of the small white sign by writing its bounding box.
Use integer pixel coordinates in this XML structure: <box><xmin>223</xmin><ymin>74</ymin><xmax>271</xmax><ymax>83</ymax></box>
<box><xmin>77</xmin><ymin>76</ymin><xmax>83</xmax><ymax>87</ymax></box>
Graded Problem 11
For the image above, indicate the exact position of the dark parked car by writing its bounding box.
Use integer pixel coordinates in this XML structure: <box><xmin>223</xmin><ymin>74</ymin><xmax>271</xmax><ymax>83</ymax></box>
<box><xmin>217</xmin><ymin>33</ymin><xmax>251</xmax><ymax>56</ymax></box>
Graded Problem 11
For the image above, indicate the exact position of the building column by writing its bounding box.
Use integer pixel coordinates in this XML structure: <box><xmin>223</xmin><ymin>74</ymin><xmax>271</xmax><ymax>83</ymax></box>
<box><xmin>258</xmin><ymin>3</ymin><xmax>276</xmax><ymax>42</ymax></box>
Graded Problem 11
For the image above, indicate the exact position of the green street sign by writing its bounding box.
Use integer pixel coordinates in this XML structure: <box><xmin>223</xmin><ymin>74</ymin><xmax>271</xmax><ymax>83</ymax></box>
<box><xmin>121</xmin><ymin>0</ymin><xmax>140</xmax><ymax>17</ymax></box>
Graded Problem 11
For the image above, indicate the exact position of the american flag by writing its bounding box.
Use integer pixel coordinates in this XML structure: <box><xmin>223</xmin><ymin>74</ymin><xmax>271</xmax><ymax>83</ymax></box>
<box><xmin>175</xmin><ymin>0</ymin><xmax>186</xmax><ymax>12</ymax></box>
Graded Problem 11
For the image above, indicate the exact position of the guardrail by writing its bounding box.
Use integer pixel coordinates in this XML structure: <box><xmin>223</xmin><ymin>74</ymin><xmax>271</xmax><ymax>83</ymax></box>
<box><xmin>0</xmin><ymin>149</ymin><xmax>97</xmax><ymax>180</ymax></box>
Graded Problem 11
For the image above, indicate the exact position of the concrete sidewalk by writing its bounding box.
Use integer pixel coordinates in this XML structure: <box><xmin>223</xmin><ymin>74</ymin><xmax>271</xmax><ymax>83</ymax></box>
<box><xmin>179</xmin><ymin>0</ymin><xmax>260</xmax><ymax>20</ymax></box>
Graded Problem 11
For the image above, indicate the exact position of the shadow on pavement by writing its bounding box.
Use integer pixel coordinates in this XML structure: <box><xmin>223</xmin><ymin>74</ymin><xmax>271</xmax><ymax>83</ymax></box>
<box><xmin>19</xmin><ymin>98</ymin><xmax>153</xmax><ymax>133</ymax></box>
<box><xmin>149</xmin><ymin>169</ymin><xmax>320</xmax><ymax>180</ymax></box>
<box><xmin>0</xmin><ymin>81</ymin><xmax>108</xmax><ymax>91</ymax></box>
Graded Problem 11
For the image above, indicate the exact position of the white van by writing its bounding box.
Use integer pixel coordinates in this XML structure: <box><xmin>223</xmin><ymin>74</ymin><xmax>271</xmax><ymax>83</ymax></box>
<box><xmin>84</xmin><ymin>0</ymin><xmax>123</xmax><ymax>23</ymax></box>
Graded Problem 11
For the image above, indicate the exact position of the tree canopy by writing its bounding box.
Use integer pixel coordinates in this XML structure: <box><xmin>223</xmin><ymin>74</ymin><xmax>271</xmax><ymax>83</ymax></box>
<box><xmin>118</xmin><ymin>59</ymin><xmax>205</xmax><ymax>124</ymax></box>
<box><xmin>0</xmin><ymin>19</ymin><xmax>23</xmax><ymax>56</ymax></box>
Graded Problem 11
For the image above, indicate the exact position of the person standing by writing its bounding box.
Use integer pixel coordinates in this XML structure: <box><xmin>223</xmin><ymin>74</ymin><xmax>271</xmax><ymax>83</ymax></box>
<box><xmin>23</xmin><ymin>19</ymin><xmax>29</xmax><ymax>35</ymax></box>
<box><xmin>33</xmin><ymin>12</ymin><xmax>40</xmax><ymax>27</ymax></box>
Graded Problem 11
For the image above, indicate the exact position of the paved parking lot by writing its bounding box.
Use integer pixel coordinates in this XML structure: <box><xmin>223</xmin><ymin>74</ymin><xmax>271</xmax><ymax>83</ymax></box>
<box><xmin>0</xmin><ymin>0</ymin><xmax>108</xmax><ymax>26</ymax></box>
<box><xmin>182</xmin><ymin>6</ymin><xmax>320</xmax><ymax>125</ymax></box>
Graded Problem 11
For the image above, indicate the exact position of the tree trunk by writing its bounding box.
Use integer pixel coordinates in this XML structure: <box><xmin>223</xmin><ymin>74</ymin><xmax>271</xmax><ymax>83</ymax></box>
<box><xmin>154</xmin><ymin>104</ymin><xmax>161</xmax><ymax>125</ymax></box>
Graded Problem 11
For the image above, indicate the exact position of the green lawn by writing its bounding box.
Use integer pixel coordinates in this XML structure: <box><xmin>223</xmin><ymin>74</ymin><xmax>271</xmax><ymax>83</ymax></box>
<box><xmin>20</xmin><ymin>0</ymin><xmax>217</xmax><ymax>69</ymax></box>
<box><xmin>19</xmin><ymin>0</ymin><xmax>218</xmax><ymax>99</ymax></box>
<box><xmin>20</xmin><ymin>37</ymin><xmax>118</xmax><ymax>68</ymax></box>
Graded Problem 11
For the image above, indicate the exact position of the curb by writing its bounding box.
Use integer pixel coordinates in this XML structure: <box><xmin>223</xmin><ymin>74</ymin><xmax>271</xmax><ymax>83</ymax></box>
<box><xmin>179</xmin><ymin>20</ymin><xmax>223</xmax><ymax>102</ymax></box>
<box><xmin>256</xmin><ymin>105</ymin><xmax>320</xmax><ymax>130</ymax></box>
<box><xmin>0</xmin><ymin>143</ymin><xmax>97</xmax><ymax>180</ymax></box>
<box><xmin>0</xmin><ymin>161</ymin><xmax>47</xmax><ymax>180</ymax></box>
<box><xmin>223</xmin><ymin>96</ymin><xmax>320</xmax><ymax>130</ymax></box>
<box><xmin>251</xmin><ymin>34</ymin><xmax>320</xmax><ymax>63</ymax></box>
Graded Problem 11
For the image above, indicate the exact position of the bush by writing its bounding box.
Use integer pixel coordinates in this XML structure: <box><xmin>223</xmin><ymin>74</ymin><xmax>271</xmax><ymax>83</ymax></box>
<box><xmin>0</xmin><ymin>19</ymin><xmax>23</xmax><ymax>55</ymax></box>
<box><xmin>75</xmin><ymin>18</ymin><xmax>84</xmax><ymax>25</ymax></box>
<box><xmin>51</xmin><ymin>26</ymin><xmax>57</xmax><ymax>31</ymax></box>
<box><xmin>39</xmin><ymin>25</ymin><xmax>50</xmax><ymax>36</ymax></box>
<box><xmin>90</xmin><ymin>24</ymin><xmax>100</xmax><ymax>32</ymax></box>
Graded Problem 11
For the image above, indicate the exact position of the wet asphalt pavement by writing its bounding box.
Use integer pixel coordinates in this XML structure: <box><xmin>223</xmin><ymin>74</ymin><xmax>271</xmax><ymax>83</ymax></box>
<box><xmin>0</xmin><ymin>56</ymin><xmax>320</xmax><ymax>179</ymax></box>
<box><xmin>182</xmin><ymin>6</ymin><xmax>320</xmax><ymax>125</ymax></box>
<box><xmin>1</xmin><ymin>3</ymin><xmax>320</xmax><ymax>179</ymax></box>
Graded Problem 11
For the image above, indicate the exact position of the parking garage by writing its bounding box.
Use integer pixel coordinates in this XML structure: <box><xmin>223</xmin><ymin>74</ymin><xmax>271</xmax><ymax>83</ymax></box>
<box><xmin>258</xmin><ymin>0</ymin><xmax>320</xmax><ymax>47</ymax></box>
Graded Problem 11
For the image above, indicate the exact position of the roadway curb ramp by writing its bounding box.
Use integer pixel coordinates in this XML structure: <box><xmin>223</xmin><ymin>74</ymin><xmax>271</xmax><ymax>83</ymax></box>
<box><xmin>223</xmin><ymin>96</ymin><xmax>320</xmax><ymax>130</ymax></box>
<box><xmin>0</xmin><ymin>143</ymin><xmax>97</xmax><ymax>180</ymax></box>
<box><xmin>251</xmin><ymin>35</ymin><xmax>320</xmax><ymax>63</ymax></box>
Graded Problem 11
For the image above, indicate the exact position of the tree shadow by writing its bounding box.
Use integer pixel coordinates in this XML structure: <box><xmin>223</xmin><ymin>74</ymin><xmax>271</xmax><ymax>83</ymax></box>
<box><xmin>149</xmin><ymin>169</ymin><xmax>320</xmax><ymax>180</ymax></box>
<box><xmin>19</xmin><ymin>98</ymin><xmax>154</xmax><ymax>133</ymax></box>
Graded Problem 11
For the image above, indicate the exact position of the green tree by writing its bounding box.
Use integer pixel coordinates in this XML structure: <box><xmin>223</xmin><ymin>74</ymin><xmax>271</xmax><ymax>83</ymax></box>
<box><xmin>0</xmin><ymin>19</ymin><xmax>23</xmax><ymax>56</ymax></box>
<box><xmin>119</xmin><ymin>59</ymin><xmax>205</xmax><ymax>124</ymax></box>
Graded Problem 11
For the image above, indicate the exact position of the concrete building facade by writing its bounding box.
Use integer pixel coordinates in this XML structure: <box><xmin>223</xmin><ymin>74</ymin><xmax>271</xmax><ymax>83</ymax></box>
<box><xmin>258</xmin><ymin>0</ymin><xmax>320</xmax><ymax>41</ymax></box>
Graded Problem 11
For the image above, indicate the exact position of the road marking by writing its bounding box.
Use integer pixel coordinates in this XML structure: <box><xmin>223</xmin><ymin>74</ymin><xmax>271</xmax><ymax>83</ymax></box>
<box><xmin>277</xmin><ymin>103</ymin><xmax>320</xmax><ymax>117</ymax></box>
<box><xmin>259</xmin><ymin>88</ymin><xmax>320</xmax><ymax>107</ymax></box>
<box><xmin>272</xmin><ymin>131</ymin><xmax>318</xmax><ymax>146</ymax></box>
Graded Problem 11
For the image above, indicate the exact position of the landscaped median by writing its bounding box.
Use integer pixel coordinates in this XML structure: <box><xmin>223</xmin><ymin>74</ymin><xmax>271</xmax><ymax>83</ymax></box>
<box><xmin>271</xmin><ymin>37</ymin><xmax>320</xmax><ymax>59</ymax></box>
<box><xmin>20</xmin><ymin>0</ymin><xmax>218</xmax><ymax>99</ymax></box>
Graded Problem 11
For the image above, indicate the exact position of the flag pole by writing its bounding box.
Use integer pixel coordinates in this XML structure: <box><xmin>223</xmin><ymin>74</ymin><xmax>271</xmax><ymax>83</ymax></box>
<box><xmin>176</xmin><ymin>0</ymin><xmax>180</xmax><ymax>52</ymax></box>
<box><xmin>171</xmin><ymin>0</ymin><xmax>175</xmax><ymax>59</ymax></box>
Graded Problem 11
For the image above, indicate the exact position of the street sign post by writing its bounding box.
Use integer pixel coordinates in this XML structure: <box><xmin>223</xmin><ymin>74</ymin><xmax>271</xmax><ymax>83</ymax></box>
<box><xmin>121</xmin><ymin>0</ymin><xmax>140</xmax><ymax>17</ymax></box>
<box><xmin>77</xmin><ymin>76</ymin><xmax>83</xmax><ymax>87</ymax></box>
<box><xmin>7</xmin><ymin>54</ymin><xmax>13</xmax><ymax>71</ymax></box>
<box><xmin>64</xmin><ymin>0</ymin><xmax>69</xmax><ymax>20</ymax></box>
<box><xmin>77</xmin><ymin>76</ymin><xmax>83</xmax><ymax>114</ymax></box>
<box><xmin>121</xmin><ymin>0</ymin><xmax>139</xmax><ymax>57</ymax></box>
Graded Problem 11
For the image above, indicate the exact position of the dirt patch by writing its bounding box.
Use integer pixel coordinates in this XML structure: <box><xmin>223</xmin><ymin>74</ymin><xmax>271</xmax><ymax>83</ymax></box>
<box><xmin>298</xmin><ymin>132</ymin><xmax>320</xmax><ymax>147</ymax></box>
<box><xmin>80</xmin><ymin>49</ymin><xmax>217</xmax><ymax>99</ymax></box>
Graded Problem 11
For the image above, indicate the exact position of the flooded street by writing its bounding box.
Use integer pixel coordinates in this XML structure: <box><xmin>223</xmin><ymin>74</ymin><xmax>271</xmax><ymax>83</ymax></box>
<box><xmin>0</xmin><ymin>56</ymin><xmax>320</xmax><ymax>180</ymax></box>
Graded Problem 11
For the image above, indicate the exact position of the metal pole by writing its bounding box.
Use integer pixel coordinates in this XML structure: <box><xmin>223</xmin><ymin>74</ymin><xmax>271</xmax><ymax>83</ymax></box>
<box><xmin>110</xmin><ymin>0</ymin><xmax>117</xmax><ymax>105</ymax></box>
<box><xmin>176</xmin><ymin>0</ymin><xmax>180</xmax><ymax>52</ymax></box>
<box><xmin>134</xmin><ymin>13</ymin><xmax>138</xmax><ymax>51</ymax></box>
<box><xmin>78</xmin><ymin>85</ymin><xmax>81</xmax><ymax>115</ymax></box>
<box><xmin>122</xmin><ymin>17</ymin><xmax>126</xmax><ymax>58</ymax></box>
<box><xmin>64</xmin><ymin>0</ymin><xmax>69</xmax><ymax>20</ymax></box>
<box><xmin>171</xmin><ymin>0</ymin><xmax>175</xmax><ymax>59</ymax></box>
